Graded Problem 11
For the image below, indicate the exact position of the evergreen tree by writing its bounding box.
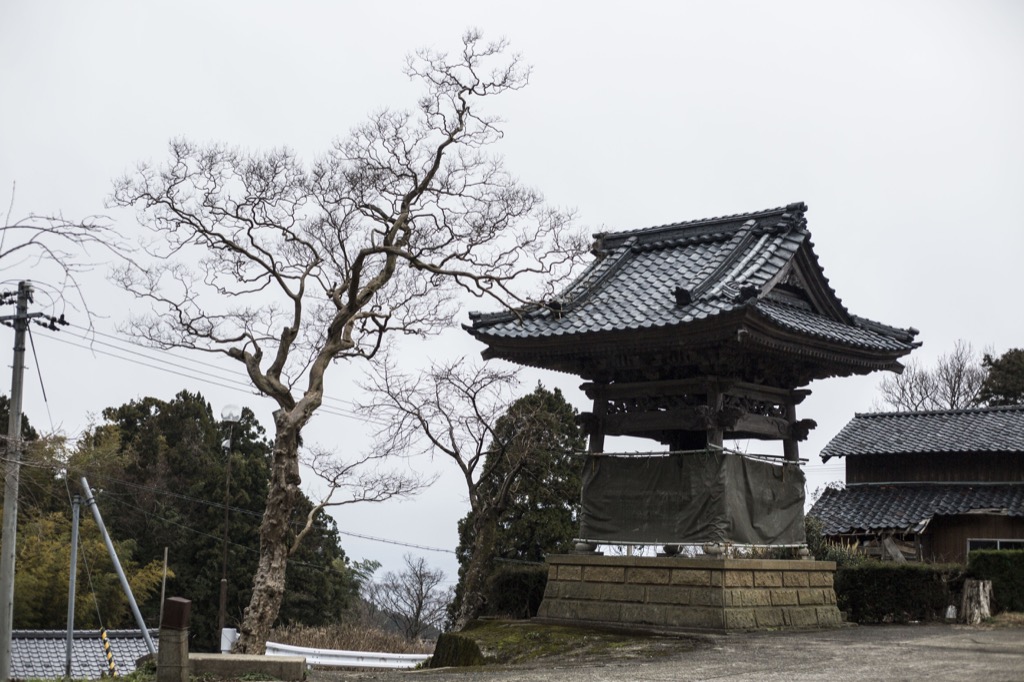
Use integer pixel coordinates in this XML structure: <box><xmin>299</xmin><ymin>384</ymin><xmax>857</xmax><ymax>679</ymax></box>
<box><xmin>977</xmin><ymin>348</ymin><xmax>1024</xmax><ymax>406</ymax></box>
<box><xmin>450</xmin><ymin>385</ymin><xmax>585</xmax><ymax>623</ymax></box>
<box><xmin>69</xmin><ymin>391</ymin><xmax>358</xmax><ymax>649</ymax></box>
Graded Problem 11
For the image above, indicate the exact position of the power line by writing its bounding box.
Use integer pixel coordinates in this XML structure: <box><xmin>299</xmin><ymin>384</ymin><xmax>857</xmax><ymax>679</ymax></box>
<box><xmin>334</xmin><ymin>528</ymin><xmax>454</xmax><ymax>555</ymax></box>
<box><xmin>35</xmin><ymin>327</ymin><xmax>389</xmax><ymax>426</ymax></box>
<box><xmin>65</xmin><ymin>323</ymin><xmax>371</xmax><ymax>413</ymax></box>
<box><xmin>78</xmin><ymin>468</ymin><xmax>455</xmax><ymax>556</ymax></box>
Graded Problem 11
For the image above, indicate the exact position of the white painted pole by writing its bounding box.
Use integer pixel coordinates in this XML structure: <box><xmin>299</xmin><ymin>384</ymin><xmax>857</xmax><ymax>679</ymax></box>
<box><xmin>64</xmin><ymin>495</ymin><xmax>81</xmax><ymax>680</ymax></box>
<box><xmin>78</xmin><ymin>477</ymin><xmax>156</xmax><ymax>655</ymax></box>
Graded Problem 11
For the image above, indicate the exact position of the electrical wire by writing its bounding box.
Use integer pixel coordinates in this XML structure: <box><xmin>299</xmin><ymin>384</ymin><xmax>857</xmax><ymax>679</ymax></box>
<box><xmin>34</xmin><ymin>330</ymin><xmax>389</xmax><ymax>426</ymax></box>
<box><xmin>26</xmin><ymin>326</ymin><xmax>57</xmax><ymax>431</ymax></box>
<box><xmin>77</xmin><ymin>467</ymin><xmax>456</xmax><ymax>556</ymax></box>
<box><xmin>65</xmin><ymin>323</ymin><xmax>371</xmax><ymax>414</ymax></box>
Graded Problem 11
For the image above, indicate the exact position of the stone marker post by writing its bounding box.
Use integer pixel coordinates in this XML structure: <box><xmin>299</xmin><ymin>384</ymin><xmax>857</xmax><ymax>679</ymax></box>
<box><xmin>157</xmin><ymin>597</ymin><xmax>191</xmax><ymax>682</ymax></box>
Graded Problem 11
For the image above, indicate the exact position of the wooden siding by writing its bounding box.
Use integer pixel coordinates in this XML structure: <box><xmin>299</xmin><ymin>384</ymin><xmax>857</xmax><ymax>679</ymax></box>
<box><xmin>846</xmin><ymin>452</ymin><xmax>1024</xmax><ymax>484</ymax></box>
<box><xmin>922</xmin><ymin>515</ymin><xmax>1024</xmax><ymax>564</ymax></box>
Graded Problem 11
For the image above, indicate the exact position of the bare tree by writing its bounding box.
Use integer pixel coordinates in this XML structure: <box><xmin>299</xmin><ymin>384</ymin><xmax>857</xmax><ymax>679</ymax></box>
<box><xmin>368</xmin><ymin>554</ymin><xmax>451</xmax><ymax>640</ymax></box>
<box><xmin>877</xmin><ymin>339</ymin><xmax>986</xmax><ymax>411</ymax></box>
<box><xmin>2</xmin><ymin>185</ymin><xmax>125</xmax><ymax>318</ymax></box>
<box><xmin>365</xmin><ymin>359</ymin><xmax>570</xmax><ymax>629</ymax></box>
<box><xmin>296</xmin><ymin>447</ymin><xmax>429</xmax><ymax>554</ymax></box>
<box><xmin>108</xmin><ymin>32</ymin><xmax>584</xmax><ymax>652</ymax></box>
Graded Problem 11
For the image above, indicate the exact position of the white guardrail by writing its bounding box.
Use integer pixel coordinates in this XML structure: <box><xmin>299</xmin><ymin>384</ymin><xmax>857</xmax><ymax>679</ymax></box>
<box><xmin>221</xmin><ymin>629</ymin><xmax>430</xmax><ymax>670</ymax></box>
<box><xmin>264</xmin><ymin>640</ymin><xmax>431</xmax><ymax>669</ymax></box>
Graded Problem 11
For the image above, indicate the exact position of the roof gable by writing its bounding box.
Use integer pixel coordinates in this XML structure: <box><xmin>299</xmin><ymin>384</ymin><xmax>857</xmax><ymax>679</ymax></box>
<box><xmin>467</xmin><ymin>202</ymin><xmax>918</xmax><ymax>383</ymax></box>
<box><xmin>820</xmin><ymin>406</ymin><xmax>1024</xmax><ymax>461</ymax></box>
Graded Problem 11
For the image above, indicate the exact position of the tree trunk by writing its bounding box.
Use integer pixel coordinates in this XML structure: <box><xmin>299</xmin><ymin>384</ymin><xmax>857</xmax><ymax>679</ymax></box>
<box><xmin>960</xmin><ymin>579</ymin><xmax>992</xmax><ymax>625</ymax></box>
<box><xmin>234</xmin><ymin>413</ymin><xmax>302</xmax><ymax>654</ymax></box>
<box><xmin>453</xmin><ymin>513</ymin><xmax>498</xmax><ymax>630</ymax></box>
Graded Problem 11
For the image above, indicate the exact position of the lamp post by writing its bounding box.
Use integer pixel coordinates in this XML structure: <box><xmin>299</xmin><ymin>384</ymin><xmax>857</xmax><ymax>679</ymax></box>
<box><xmin>218</xmin><ymin>405</ymin><xmax>242</xmax><ymax>648</ymax></box>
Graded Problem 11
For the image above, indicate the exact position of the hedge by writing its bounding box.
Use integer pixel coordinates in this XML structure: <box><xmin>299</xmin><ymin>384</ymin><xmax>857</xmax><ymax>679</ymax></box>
<box><xmin>482</xmin><ymin>564</ymin><xmax>548</xmax><ymax>619</ymax></box>
<box><xmin>835</xmin><ymin>562</ymin><xmax>964</xmax><ymax>624</ymax></box>
<box><xmin>968</xmin><ymin>550</ymin><xmax>1024</xmax><ymax>613</ymax></box>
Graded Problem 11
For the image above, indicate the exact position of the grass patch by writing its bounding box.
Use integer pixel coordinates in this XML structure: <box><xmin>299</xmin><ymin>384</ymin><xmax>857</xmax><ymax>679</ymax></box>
<box><xmin>987</xmin><ymin>612</ymin><xmax>1024</xmax><ymax>628</ymax></box>
<box><xmin>430</xmin><ymin>620</ymin><xmax>698</xmax><ymax>668</ymax></box>
<box><xmin>268</xmin><ymin>623</ymin><xmax>433</xmax><ymax>654</ymax></box>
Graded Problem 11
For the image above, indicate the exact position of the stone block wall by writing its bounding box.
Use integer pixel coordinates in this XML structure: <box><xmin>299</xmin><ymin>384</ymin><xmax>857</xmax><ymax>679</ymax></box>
<box><xmin>537</xmin><ymin>555</ymin><xmax>842</xmax><ymax>631</ymax></box>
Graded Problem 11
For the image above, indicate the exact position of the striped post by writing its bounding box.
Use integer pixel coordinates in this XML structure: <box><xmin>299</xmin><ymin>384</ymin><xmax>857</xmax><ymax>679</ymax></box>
<box><xmin>100</xmin><ymin>628</ymin><xmax>119</xmax><ymax>677</ymax></box>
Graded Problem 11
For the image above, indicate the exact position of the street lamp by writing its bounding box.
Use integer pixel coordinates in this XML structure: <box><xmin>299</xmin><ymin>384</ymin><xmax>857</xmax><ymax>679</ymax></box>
<box><xmin>218</xmin><ymin>405</ymin><xmax>242</xmax><ymax>648</ymax></box>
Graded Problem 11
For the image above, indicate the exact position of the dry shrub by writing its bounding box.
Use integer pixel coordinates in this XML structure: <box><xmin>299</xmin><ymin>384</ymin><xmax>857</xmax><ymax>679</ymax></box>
<box><xmin>269</xmin><ymin>623</ymin><xmax>433</xmax><ymax>654</ymax></box>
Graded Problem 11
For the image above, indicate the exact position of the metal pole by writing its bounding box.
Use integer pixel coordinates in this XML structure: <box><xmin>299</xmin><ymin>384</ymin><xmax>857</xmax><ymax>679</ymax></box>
<box><xmin>64</xmin><ymin>495</ymin><xmax>81</xmax><ymax>680</ymax></box>
<box><xmin>158</xmin><ymin>546</ymin><xmax>168</xmax><ymax>630</ymax></box>
<box><xmin>216</xmin><ymin>409</ymin><xmax>239</xmax><ymax>648</ymax></box>
<box><xmin>78</xmin><ymin>477</ymin><xmax>156</xmax><ymax>655</ymax></box>
<box><xmin>217</xmin><ymin>447</ymin><xmax>232</xmax><ymax>638</ymax></box>
<box><xmin>0</xmin><ymin>281</ymin><xmax>32</xmax><ymax>682</ymax></box>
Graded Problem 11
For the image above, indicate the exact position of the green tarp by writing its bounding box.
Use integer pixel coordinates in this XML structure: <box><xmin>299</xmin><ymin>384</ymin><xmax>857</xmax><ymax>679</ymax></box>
<box><xmin>579</xmin><ymin>451</ymin><xmax>806</xmax><ymax>545</ymax></box>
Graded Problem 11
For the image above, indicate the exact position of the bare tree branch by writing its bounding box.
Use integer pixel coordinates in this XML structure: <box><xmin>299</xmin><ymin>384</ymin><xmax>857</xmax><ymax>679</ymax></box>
<box><xmin>876</xmin><ymin>339</ymin><xmax>986</xmax><ymax>411</ymax></box>
<box><xmin>2</xmin><ymin>183</ymin><xmax>128</xmax><ymax>325</ymax></box>
<box><xmin>368</xmin><ymin>554</ymin><xmax>451</xmax><ymax>640</ymax></box>
<box><xmin>291</xmin><ymin>447</ymin><xmax>433</xmax><ymax>554</ymax></box>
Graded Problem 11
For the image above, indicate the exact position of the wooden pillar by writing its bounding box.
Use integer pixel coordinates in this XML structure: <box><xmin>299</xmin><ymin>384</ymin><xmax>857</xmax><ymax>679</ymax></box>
<box><xmin>588</xmin><ymin>395</ymin><xmax>606</xmax><ymax>454</ymax></box>
<box><xmin>706</xmin><ymin>384</ymin><xmax>724</xmax><ymax>449</ymax></box>
<box><xmin>783</xmin><ymin>397</ymin><xmax>799</xmax><ymax>462</ymax></box>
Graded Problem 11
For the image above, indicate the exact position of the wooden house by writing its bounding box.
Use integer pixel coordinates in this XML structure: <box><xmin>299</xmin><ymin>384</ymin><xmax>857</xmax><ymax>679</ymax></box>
<box><xmin>809</xmin><ymin>406</ymin><xmax>1024</xmax><ymax>563</ymax></box>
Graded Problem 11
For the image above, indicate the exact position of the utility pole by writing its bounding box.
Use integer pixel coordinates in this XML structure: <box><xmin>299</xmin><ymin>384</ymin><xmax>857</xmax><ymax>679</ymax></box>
<box><xmin>0</xmin><ymin>281</ymin><xmax>69</xmax><ymax>682</ymax></box>
<box><xmin>218</xmin><ymin>406</ymin><xmax>241</xmax><ymax>648</ymax></box>
<box><xmin>0</xmin><ymin>281</ymin><xmax>32</xmax><ymax>682</ymax></box>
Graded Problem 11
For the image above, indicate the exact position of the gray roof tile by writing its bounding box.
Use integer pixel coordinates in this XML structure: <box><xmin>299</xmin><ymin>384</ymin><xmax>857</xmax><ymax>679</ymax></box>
<box><xmin>820</xmin><ymin>406</ymin><xmax>1024</xmax><ymax>461</ymax></box>
<box><xmin>11</xmin><ymin>629</ymin><xmax>156</xmax><ymax>680</ymax></box>
<box><xmin>468</xmin><ymin>203</ymin><xmax>916</xmax><ymax>354</ymax></box>
<box><xmin>808</xmin><ymin>484</ymin><xmax>1024</xmax><ymax>535</ymax></box>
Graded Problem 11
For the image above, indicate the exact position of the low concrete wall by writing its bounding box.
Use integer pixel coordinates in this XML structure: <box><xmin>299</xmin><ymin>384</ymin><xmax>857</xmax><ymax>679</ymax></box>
<box><xmin>538</xmin><ymin>555</ymin><xmax>842</xmax><ymax>631</ymax></box>
<box><xmin>189</xmin><ymin>653</ymin><xmax>306</xmax><ymax>680</ymax></box>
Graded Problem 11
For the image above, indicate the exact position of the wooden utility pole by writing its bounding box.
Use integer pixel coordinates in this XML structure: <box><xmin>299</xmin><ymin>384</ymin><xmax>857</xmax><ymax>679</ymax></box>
<box><xmin>0</xmin><ymin>281</ymin><xmax>32</xmax><ymax>682</ymax></box>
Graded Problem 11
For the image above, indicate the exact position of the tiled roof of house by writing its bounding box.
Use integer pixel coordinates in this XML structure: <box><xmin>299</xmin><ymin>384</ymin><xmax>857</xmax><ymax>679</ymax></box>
<box><xmin>467</xmin><ymin>203</ymin><xmax>918</xmax><ymax>355</ymax></box>
<box><xmin>11</xmin><ymin>629</ymin><xmax>156</xmax><ymax>680</ymax></box>
<box><xmin>809</xmin><ymin>484</ymin><xmax>1024</xmax><ymax>535</ymax></box>
<box><xmin>820</xmin><ymin>406</ymin><xmax>1024</xmax><ymax>461</ymax></box>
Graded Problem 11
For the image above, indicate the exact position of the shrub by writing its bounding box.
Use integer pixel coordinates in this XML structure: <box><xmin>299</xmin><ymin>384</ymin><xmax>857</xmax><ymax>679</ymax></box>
<box><xmin>427</xmin><ymin>631</ymin><xmax>485</xmax><ymax>668</ymax></box>
<box><xmin>968</xmin><ymin>550</ymin><xmax>1024</xmax><ymax>613</ymax></box>
<box><xmin>835</xmin><ymin>562</ymin><xmax>964</xmax><ymax>624</ymax></box>
<box><xmin>482</xmin><ymin>564</ymin><xmax>548</xmax><ymax>619</ymax></box>
<box><xmin>805</xmin><ymin>515</ymin><xmax>868</xmax><ymax>568</ymax></box>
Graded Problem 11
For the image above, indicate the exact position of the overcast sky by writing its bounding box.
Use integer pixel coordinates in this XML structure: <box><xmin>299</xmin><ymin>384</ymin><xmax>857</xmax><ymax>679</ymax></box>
<box><xmin>2</xmin><ymin>1</ymin><xmax>1022</xmax><ymax>585</ymax></box>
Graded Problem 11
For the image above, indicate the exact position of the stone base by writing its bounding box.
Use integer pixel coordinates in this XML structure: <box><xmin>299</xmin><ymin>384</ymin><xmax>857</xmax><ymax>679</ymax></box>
<box><xmin>189</xmin><ymin>654</ymin><xmax>306</xmax><ymax>681</ymax></box>
<box><xmin>537</xmin><ymin>555</ymin><xmax>841</xmax><ymax>631</ymax></box>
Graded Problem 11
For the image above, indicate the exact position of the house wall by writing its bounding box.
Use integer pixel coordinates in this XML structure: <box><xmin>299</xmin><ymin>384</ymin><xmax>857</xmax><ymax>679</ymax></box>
<box><xmin>846</xmin><ymin>452</ymin><xmax>1024</xmax><ymax>484</ymax></box>
<box><xmin>922</xmin><ymin>514</ymin><xmax>1024</xmax><ymax>564</ymax></box>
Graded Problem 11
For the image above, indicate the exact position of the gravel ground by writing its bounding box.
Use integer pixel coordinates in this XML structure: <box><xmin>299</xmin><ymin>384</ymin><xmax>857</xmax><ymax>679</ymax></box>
<box><xmin>310</xmin><ymin>624</ymin><xmax>1024</xmax><ymax>682</ymax></box>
